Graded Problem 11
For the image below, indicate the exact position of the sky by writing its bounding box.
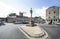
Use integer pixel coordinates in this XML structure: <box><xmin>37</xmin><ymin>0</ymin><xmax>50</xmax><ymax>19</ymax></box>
<box><xmin>0</xmin><ymin>0</ymin><xmax>60</xmax><ymax>19</ymax></box>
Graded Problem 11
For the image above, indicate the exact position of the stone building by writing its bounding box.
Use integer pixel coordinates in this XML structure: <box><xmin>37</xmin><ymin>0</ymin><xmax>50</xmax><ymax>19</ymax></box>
<box><xmin>6</xmin><ymin>11</ymin><xmax>44</xmax><ymax>23</ymax></box>
<box><xmin>46</xmin><ymin>6</ymin><xmax>60</xmax><ymax>24</ymax></box>
<box><xmin>7</xmin><ymin>12</ymin><xmax>29</xmax><ymax>23</ymax></box>
<box><xmin>33</xmin><ymin>16</ymin><xmax>45</xmax><ymax>23</ymax></box>
<box><xmin>6</xmin><ymin>13</ymin><xmax>17</xmax><ymax>23</ymax></box>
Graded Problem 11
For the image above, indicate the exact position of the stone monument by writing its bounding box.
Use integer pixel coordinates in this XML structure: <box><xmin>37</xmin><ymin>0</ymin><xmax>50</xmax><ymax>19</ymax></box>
<box><xmin>28</xmin><ymin>8</ymin><xmax>36</xmax><ymax>27</ymax></box>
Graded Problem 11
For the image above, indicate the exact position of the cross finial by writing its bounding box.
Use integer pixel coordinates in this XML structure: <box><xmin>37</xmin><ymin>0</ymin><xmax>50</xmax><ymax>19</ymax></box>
<box><xmin>30</xmin><ymin>8</ymin><xmax>33</xmax><ymax>13</ymax></box>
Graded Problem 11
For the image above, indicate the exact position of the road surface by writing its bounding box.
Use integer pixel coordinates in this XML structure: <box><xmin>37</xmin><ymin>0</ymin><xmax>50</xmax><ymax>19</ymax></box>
<box><xmin>38</xmin><ymin>24</ymin><xmax>60</xmax><ymax>39</ymax></box>
<box><xmin>0</xmin><ymin>23</ymin><xmax>59</xmax><ymax>39</ymax></box>
<box><xmin>0</xmin><ymin>23</ymin><xmax>28</xmax><ymax>39</ymax></box>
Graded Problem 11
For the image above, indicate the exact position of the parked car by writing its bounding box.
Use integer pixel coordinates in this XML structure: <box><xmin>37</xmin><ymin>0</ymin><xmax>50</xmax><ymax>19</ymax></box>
<box><xmin>56</xmin><ymin>22</ymin><xmax>60</xmax><ymax>26</ymax></box>
<box><xmin>14</xmin><ymin>21</ymin><xmax>23</xmax><ymax>24</ymax></box>
<box><xmin>22</xmin><ymin>22</ymin><xmax>29</xmax><ymax>24</ymax></box>
<box><xmin>0</xmin><ymin>22</ymin><xmax>5</xmax><ymax>26</ymax></box>
<box><xmin>14</xmin><ymin>21</ymin><xmax>29</xmax><ymax>24</ymax></box>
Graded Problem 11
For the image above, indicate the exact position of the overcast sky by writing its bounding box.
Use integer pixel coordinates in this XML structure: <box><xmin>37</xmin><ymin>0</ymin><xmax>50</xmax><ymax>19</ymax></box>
<box><xmin>0</xmin><ymin>0</ymin><xmax>60</xmax><ymax>19</ymax></box>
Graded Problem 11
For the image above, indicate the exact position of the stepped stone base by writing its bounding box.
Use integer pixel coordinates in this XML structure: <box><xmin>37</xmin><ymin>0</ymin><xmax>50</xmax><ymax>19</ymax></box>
<box><xmin>18</xmin><ymin>25</ymin><xmax>48</xmax><ymax>39</ymax></box>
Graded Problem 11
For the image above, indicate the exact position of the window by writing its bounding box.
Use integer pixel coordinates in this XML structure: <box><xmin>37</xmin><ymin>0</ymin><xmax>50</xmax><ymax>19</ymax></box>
<box><xmin>54</xmin><ymin>19</ymin><xmax>55</xmax><ymax>21</ymax></box>
<box><xmin>49</xmin><ymin>17</ymin><xmax>50</xmax><ymax>18</ymax></box>
<box><xmin>47</xmin><ymin>20</ymin><xmax>48</xmax><ymax>21</ymax></box>
<box><xmin>54</xmin><ymin>16</ymin><xmax>55</xmax><ymax>18</ymax></box>
<box><xmin>56</xmin><ymin>19</ymin><xmax>57</xmax><ymax>21</ymax></box>
<box><xmin>49</xmin><ymin>12</ymin><xmax>50</xmax><ymax>14</ymax></box>
<box><xmin>49</xmin><ymin>20</ymin><xmax>50</xmax><ymax>21</ymax></box>
<box><xmin>54</xmin><ymin>11</ymin><xmax>55</xmax><ymax>14</ymax></box>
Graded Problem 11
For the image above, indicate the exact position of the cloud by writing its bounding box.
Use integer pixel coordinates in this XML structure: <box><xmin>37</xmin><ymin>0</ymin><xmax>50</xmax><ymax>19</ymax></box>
<box><xmin>35</xmin><ymin>7</ymin><xmax>48</xmax><ymax>19</ymax></box>
<box><xmin>0</xmin><ymin>2</ymin><xmax>19</xmax><ymax>17</ymax></box>
<box><xmin>23</xmin><ymin>7</ymin><xmax>48</xmax><ymax>18</ymax></box>
<box><xmin>0</xmin><ymin>1</ymin><xmax>48</xmax><ymax>19</ymax></box>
